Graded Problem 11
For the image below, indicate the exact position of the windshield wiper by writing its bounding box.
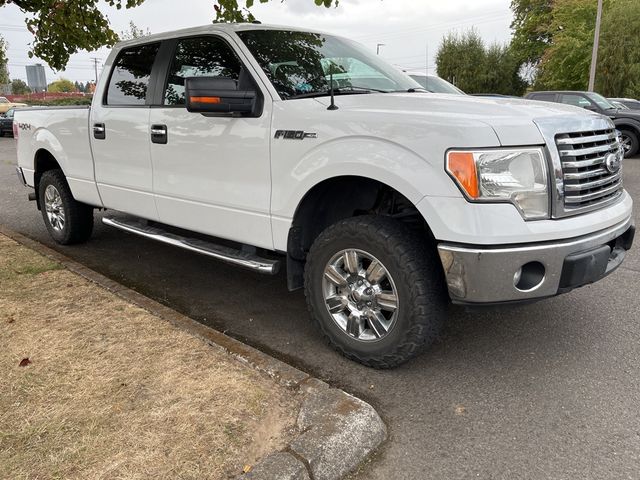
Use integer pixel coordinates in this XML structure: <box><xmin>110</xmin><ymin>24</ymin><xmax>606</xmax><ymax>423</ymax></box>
<box><xmin>287</xmin><ymin>85</ymin><xmax>396</xmax><ymax>100</ymax></box>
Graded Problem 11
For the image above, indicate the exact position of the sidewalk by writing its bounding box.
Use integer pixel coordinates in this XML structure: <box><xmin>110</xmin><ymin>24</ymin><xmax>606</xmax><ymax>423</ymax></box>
<box><xmin>0</xmin><ymin>233</ymin><xmax>299</xmax><ymax>479</ymax></box>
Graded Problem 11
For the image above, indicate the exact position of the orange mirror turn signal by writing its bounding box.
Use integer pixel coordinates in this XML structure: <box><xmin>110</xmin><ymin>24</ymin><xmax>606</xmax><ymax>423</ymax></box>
<box><xmin>191</xmin><ymin>96</ymin><xmax>221</xmax><ymax>104</ymax></box>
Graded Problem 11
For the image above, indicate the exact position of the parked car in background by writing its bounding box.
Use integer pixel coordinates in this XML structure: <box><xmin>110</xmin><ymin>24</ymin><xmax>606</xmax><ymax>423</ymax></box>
<box><xmin>0</xmin><ymin>107</ymin><xmax>16</xmax><ymax>137</ymax></box>
<box><xmin>0</xmin><ymin>96</ymin><xmax>27</xmax><ymax>114</ymax></box>
<box><xmin>609</xmin><ymin>100</ymin><xmax>630</xmax><ymax>110</ymax></box>
<box><xmin>609</xmin><ymin>98</ymin><xmax>640</xmax><ymax>111</ymax></box>
<box><xmin>526</xmin><ymin>91</ymin><xmax>640</xmax><ymax>157</ymax></box>
<box><xmin>402</xmin><ymin>71</ymin><xmax>464</xmax><ymax>94</ymax></box>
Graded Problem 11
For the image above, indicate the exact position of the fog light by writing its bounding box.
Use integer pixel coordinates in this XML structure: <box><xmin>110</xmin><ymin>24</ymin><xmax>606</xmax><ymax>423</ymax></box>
<box><xmin>514</xmin><ymin>261</ymin><xmax>545</xmax><ymax>291</ymax></box>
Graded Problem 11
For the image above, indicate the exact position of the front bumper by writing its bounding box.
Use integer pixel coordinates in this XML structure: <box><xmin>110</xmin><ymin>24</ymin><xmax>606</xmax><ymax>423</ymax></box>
<box><xmin>438</xmin><ymin>217</ymin><xmax>635</xmax><ymax>304</ymax></box>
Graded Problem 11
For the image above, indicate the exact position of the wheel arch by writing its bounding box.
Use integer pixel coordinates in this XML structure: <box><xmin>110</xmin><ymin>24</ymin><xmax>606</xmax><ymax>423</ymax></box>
<box><xmin>286</xmin><ymin>175</ymin><xmax>436</xmax><ymax>290</ymax></box>
<box><xmin>33</xmin><ymin>148</ymin><xmax>64</xmax><ymax>210</ymax></box>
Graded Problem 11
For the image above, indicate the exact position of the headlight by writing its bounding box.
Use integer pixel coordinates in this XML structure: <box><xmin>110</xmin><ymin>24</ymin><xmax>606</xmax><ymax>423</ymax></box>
<box><xmin>446</xmin><ymin>148</ymin><xmax>549</xmax><ymax>220</ymax></box>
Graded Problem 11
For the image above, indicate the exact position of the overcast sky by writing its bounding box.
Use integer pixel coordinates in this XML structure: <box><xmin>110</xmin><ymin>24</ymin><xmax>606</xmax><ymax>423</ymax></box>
<box><xmin>1</xmin><ymin>0</ymin><xmax>513</xmax><ymax>84</ymax></box>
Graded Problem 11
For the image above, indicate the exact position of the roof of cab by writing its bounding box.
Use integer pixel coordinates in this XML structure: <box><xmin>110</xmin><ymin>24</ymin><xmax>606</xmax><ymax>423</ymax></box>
<box><xmin>114</xmin><ymin>22</ymin><xmax>333</xmax><ymax>49</ymax></box>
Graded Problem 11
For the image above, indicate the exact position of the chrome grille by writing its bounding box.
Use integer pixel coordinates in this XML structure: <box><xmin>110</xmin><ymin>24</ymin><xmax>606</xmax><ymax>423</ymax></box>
<box><xmin>555</xmin><ymin>128</ymin><xmax>624</xmax><ymax>213</ymax></box>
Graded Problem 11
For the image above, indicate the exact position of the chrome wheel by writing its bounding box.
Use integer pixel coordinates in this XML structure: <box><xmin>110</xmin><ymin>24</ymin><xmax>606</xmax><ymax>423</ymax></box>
<box><xmin>322</xmin><ymin>249</ymin><xmax>399</xmax><ymax>342</ymax></box>
<box><xmin>44</xmin><ymin>184</ymin><xmax>65</xmax><ymax>232</ymax></box>
<box><xmin>620</xmin><ymin>134</ymin><xmax>632</xmax><ymax>155</ymax></box>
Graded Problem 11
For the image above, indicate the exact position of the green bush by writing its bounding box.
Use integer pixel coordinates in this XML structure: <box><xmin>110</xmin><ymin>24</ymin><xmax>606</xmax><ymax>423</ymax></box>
<box><xmin>24</xmin><ymin>96</ymin><xmax>93</xmax><ymax>106</ymax></box>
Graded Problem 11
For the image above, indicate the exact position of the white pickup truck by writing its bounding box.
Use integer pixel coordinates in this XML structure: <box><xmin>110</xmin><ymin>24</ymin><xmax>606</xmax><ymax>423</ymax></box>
<box><xmin>14</xmin><ymin>23</ymin><xmax>635</xmax><ymax>368</ymax></box>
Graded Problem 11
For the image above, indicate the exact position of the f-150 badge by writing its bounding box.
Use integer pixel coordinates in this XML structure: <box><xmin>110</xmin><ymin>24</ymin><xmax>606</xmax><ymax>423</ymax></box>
<box><xmin>274</xmin><ymin>130</ymin><xmax>317</xmax><ymax>140</ymax></box>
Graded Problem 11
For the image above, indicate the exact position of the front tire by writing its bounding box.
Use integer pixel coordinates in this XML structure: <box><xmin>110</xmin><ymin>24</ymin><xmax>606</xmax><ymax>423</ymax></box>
<box><xmin>38</xmin><ymin>169</ymin><xmax>94</xmax><ymax>245</ymax></box>
<box><xmin>304</xmin><ymin>215</ymin><xmax>447</xmax><ymax>368</ymax></box>
<box><xmin>620</xmin><ymin>130</ymin><xmax>639</xmax><ymax>158</ymax></box>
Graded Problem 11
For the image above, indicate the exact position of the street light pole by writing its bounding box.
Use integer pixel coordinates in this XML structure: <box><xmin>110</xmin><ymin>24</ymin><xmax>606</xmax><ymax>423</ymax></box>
<box><xmin>588</xmin><ymin>0</ymin><xmax>603</xmax><ymax>92</ymax></box>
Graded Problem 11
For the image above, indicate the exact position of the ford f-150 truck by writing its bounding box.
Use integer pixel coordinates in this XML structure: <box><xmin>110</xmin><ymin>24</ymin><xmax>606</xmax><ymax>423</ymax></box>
<box><xmin>14</xmin><ymin>24</ymin><xmax>635</xmax><ymax>368</ymax></box>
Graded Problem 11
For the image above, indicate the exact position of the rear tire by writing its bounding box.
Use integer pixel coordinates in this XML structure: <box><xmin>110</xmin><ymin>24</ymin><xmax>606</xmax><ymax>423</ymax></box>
<box><xmin>620</xmin><ymin>129</ymin><xmax>639</xmax><ymax>158</ymax></box>
<box><xmin>38</xmin><ymin>169</ymin><xmax>94</xmax><ymax>245</ymax></box>
<box><xmin>304</xmin><ymin>215</ymin><xmax>447</xmax><ymax>368</ymax></box>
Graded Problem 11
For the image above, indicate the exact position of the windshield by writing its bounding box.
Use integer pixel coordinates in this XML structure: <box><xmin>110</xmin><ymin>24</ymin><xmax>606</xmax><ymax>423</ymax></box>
<box><xmin>586</xmin><ymin>92</ymin><xmax>616</xmax><ymax>110</ymax></box>
<box><xmin>237</xmin><ymin>30</ymin><xmax>422</xmax><ymax>99</ymax></box>
<box><xmin>0</xmin><ymin>97</ymin><xmax>8</xmax><ymax>104</ymax></box>
<box><xmin>408</xmin><ymin>75</ymin><xmax>464</xmax><ymax>94</ymax></box>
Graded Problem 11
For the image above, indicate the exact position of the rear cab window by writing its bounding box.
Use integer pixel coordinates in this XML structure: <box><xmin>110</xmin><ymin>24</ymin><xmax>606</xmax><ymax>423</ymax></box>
<box><xmin>105</xmin><ymin>42</ymin><xmax>161</xmax><ymax>106</ymax></box>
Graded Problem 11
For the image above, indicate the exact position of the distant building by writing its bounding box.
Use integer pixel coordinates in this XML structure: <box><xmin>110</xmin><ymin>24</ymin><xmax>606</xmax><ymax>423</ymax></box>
<box><xmin>26</xmin><ymin>64</ymin><xmax>47</xmax><ymax>93</ymax></box>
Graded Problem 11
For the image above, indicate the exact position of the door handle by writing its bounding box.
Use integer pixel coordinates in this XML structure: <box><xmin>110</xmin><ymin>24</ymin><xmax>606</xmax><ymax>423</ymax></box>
<box><xmin>151</xmin><ymin>124</ymin><xmax>167</xmax><ymax>144</ymax></box>
<box><xmin>93</xmin><ymin>123</ymin><xmax>106</xmax><ymax>140</ymax></box>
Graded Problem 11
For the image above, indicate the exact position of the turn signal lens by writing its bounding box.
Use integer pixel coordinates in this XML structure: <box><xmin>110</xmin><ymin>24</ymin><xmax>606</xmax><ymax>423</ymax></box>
<box><xmin>191</xmin><ymin>96</ymin><xmax>221</xmax><ymax>104</ymax></box>
<box><xmin>446</xmin><ymin>152</ymin><xmax>479</xmax><ymax>198</ymax></box>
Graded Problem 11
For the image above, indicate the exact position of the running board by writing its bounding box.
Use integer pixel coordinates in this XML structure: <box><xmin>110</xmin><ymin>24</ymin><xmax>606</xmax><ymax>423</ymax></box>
<box><xmin>102</xmin><ymin>216</ymin><xmax>280</xmax><ymax>275</ymax></box>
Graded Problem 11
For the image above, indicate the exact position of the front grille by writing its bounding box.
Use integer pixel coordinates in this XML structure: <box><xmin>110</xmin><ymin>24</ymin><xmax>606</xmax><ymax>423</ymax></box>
<box><xmin>555</xmin><ymin>128</ymin><xmax>624</xmax><ymax>212</ymax></box>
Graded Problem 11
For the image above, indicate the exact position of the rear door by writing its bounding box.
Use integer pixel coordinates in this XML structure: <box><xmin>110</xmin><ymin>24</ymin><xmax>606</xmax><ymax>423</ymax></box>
<box><xmin>90</xmin><ymin>42</ymin><xmax>161</xmax><ymax>220</ymax></box>
<box><xmin>148</xmin><ymin>34</ymin><xmax>273</xmax><ymax>248</ymax></box>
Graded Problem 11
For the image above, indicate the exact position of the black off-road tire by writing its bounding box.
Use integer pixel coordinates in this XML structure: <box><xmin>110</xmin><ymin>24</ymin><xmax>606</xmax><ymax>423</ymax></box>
<box><xmin>304</xmin><ymin>215</ymin><xmax>447</xmax><ymax>369</ymax></box>
<box><xmin>620</xmin><ymin>129</ymin><xmax>639</xmax><ymax>158</ymax></box>
<box><xmin>38</xmin><ymin>169</ymin><xmax>94</xmax><ymax>245</ymax></box>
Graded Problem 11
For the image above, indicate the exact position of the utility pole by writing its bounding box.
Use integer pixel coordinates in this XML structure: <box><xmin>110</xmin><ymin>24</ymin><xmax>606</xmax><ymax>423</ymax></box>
<box><xmin>376</xmin><ymin>43</ymin><xmax>385</xmax><ymax>55</ymax></box>
<box><xmin>588</xmin><ymin>0</ymin><xmax>603</xmax><ymax>92</ymax></box>
<box><xmin>91</xmin><ymin>57</ymin><xmax>100</xmax><ymax>85</ymax></box>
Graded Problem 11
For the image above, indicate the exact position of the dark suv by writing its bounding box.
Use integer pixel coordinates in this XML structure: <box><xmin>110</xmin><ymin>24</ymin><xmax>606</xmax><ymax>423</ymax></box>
<box><xmin>525</xmin><ymin>91</ymin><xmax>640</xmax><ymax>157</ymax></box>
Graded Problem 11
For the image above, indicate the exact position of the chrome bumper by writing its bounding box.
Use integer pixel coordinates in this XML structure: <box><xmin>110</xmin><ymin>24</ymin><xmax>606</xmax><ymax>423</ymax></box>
<box><xmin>438</xmin><ymin>217</ymin><xmax>635</xmax><ymax>304</ymax></box>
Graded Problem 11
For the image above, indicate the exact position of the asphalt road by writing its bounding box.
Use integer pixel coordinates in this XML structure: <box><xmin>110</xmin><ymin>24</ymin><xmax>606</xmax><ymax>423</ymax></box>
<box><xmin>2</xmin><ymin>136</ymin><xmax>640</xmax><ymax>480</ymax></box>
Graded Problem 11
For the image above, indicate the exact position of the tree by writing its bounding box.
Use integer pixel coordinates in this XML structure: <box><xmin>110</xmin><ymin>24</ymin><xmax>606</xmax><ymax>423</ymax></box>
<box><xmin>510</xmin><ymin>0</ymin><xmax>553</xmax><ymax>72</ymax></box>
<box><xmin>119</xmin><ymin>21</ymin><xmax>151</xmax><ymax>41</ymax></box>
<box><xmin>214</xmin><ymin>0</ymin><xmax>337</xmax><ymax>22</ymax></box>
<box><xmin>534</xmin><ymin>0</ymin><xmax>597</xmax><ymax>91</ymax></box>
<box><xmin>11</xmin><ymin>79</ymin><xmax>30</xmax><ymax>94</ymax></box>
<box><xmin>0</xmin><ymin>35</ymin><xmax>9</xmax><ymax>85</ymax></box>
<box><xmin>0</xmin><ymin>1</ymin><xmax>337</xmax><ymax>71</ymax></box>
<box><xmin>597</xmin><ymin>0</ymin><xmax>640</xmax><ymax>97</ymax></box>
<box><xmin>435</xmin><ymin>29</ymin><xmax>526</xmax><ymax>95</ymax></box>
<box><xmin>48</xmin><ymin>78</ymin><xmax>76</xmax><ymax>93</ymax></box>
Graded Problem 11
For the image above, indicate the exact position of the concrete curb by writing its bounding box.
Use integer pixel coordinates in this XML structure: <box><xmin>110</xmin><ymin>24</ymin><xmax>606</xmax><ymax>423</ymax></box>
<box><xmin>0</xmin><ymin>225</ymin><xmax>387</xmax><ymax>480</ymax></box>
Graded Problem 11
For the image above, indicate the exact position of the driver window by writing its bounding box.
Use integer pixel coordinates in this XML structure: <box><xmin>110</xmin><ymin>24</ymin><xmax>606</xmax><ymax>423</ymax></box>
<box><xmin>164</xmin><ymin>36</ymin><xmax>243</xmax><ymax>106</ymax></box>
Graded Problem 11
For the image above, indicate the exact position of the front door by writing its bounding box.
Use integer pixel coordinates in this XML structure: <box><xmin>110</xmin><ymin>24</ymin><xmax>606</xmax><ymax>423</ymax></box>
<box><xmin>149</xmin><ymin>35</ymin><xmax>273</xmax><ymax>249</ymax></box>
<box><xmin>90</xmin><ymin>42</ymin><xmax>160</xmax><ymax>220</ymax></box>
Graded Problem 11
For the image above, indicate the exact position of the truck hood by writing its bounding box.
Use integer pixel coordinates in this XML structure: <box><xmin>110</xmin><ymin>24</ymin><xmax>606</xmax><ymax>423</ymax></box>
<box><xmin>313</xmin><ymin>93</ymin><xmax>608</xmax><ymax>146</ymax></box>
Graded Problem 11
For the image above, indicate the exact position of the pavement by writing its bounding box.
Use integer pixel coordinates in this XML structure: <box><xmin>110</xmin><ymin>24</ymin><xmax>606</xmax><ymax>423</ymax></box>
<box><xmin>1</xmin><ymin>136</ymin><xmax>640</xmax><ymax>479</ymax></box>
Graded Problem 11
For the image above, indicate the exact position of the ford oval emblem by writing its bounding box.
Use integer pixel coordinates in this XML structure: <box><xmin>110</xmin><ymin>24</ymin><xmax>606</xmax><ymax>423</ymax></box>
<box><xmin>605</xmin><ymin>151</ymin><xmax>622</xmax><ymax>174</ymax></box>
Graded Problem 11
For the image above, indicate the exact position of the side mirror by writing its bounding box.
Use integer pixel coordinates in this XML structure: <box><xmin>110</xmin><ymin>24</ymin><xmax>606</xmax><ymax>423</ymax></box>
<box><xmin>583</xmin><ymin>105</ymin><xmax>598</xmax><ymax>111</ymax></box>
<box><xmin>185</xmin><ymin>76</ymin><xmax>257</xmax><ymax>115</ymax></box>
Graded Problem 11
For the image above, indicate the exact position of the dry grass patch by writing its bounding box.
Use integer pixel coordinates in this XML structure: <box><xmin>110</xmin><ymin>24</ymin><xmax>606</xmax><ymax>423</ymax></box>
<box><xmin>0</xmin><ymin>235</ymin><xmax>299</xmax><ymax>479</ymax></box>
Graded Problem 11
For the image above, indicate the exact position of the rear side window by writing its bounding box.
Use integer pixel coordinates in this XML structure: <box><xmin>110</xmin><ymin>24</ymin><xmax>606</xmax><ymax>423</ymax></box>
<box><xmin>530</xmin><ymin>93</ymin><xmax>556</xmax><ymax>102</ymax></box>
<box><xmin>106</xmin><ymin>43</ymin><xmax>160</xmax><ymax>106</ymax></box>
<box><xmin>164</xmin><ymin>36</ymin><xmax>243</xmax><ymax>106</ymax></box>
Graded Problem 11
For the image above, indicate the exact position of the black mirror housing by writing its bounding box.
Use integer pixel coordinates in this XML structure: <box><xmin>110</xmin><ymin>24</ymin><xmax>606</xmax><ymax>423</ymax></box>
<box><xmin>185</xmin><ymin>76</ymin><xmax>257</xmax><ymax>115</ymax></box>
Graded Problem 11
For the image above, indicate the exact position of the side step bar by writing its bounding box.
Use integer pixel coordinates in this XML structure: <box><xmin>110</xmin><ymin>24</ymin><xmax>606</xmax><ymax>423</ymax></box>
<box><xmin>102</xmin><ymin>216</ymin><xmax>280</xmax><ymax>275</ymax></box>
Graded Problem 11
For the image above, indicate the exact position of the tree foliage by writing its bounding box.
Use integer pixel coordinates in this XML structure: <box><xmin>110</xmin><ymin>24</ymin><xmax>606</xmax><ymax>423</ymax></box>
<box><xmin>0</xmin><ymin>35</ymin><xmax>9</xmax><ymax>85</ymax></box>
<box><xmin>48</xmin><ymin>78</ymin><xmax>76</xmax><ymax>93</ymax></box>
<box><xmin>510</xmin><ymin>0</ymin><xmax>553</xmax><ymax>67</ymax></box>
<box><xmin>119</xmin><ymin>21</ymin><xmax>151</xmax><ymax>41</ymax></box>
<box><xmin>435</xmin><ymin>29</ymin><xmax>526</xmax><ymax>95</ymax></box>
<box><xmin>534</xmin><ymin>0</ymin><xmax>597</xmax><ymax>91</ymax></box>
<box><xmin>214</xmin><ymin>0</ymin><xmax>337</xmax><ymax>22</ymax></box>
<box><xmin>597</xmin><ymin>0</ymin><xmax>640</xmax><ymax>97</ymax></box>
<box><xmin>11</xmin><ymin>78</ymin><xmax>30</xmax><ymax>94</ymax></box>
